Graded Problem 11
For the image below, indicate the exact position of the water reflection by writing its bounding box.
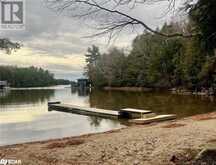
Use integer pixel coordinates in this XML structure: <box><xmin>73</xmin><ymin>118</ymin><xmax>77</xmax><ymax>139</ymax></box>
<box><xmin>71</xmin><ymin>87</ymin><xmax>90</xmax><ymax>96</ymax></box>
<box><xmin>71</xmin><ymin>86</ymin><xmax>77</xmax><ymax>94</ymax></box>
<box><xmin>0</xmin><ymin>113</ymin><xmax>124</xmax><ymax>146</ymax></box>
<box><xmin>0</xmin><ymin>90</ymin><xmax>10</xmax><ymax>98</ymax></box>
<box><xmin>87</xmin><ymin>116</ymin><xmax>103</xmax><ymax>127</ymax></box>
<box><xmin>0</xmin><ymin>87</ymin><xmax>124</xmax><ymax>146</ymax></box>
<box><xmin>78</xmin><ymin>88</ymin><xmax>90</xmax><ymax>97</ymax></box>
<box><xmin>1</xmin><ymin>88</ymin><xmax>216</xmax><ymax>118</ymax></box>
<box><xmin>89</xmin><ymin>90</ymin><xmax>216</xmax><ymax>117</ymax></box>
<box><xmin>0</xmin><ymin>89</ymin><xmax>54</xmax><ymax>106</ymax></box>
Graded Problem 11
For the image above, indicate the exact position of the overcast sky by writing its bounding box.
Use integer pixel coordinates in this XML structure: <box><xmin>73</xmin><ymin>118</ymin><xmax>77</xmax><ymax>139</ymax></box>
<box><xmin>0</xmin><ymin>0</ymin><xmax>182</xmax><ymax>80</ymax></box>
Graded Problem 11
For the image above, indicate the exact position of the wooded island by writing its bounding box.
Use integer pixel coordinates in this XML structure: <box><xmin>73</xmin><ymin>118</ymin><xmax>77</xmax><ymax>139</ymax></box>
<box><xmin>0</xmin><ymin>66</ymin><xmax>70</xmax><ymax>87</ymax></box>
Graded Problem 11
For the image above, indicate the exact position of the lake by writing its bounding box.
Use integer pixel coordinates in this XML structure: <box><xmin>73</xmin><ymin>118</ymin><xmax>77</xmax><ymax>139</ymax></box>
<box><xmin>0</xmin><ymin>86</ymin><xmax>216</xmax><ymax>146</ymax></box>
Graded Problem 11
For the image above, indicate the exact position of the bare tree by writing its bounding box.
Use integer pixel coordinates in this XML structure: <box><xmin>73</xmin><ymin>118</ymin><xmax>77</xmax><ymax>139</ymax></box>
<box><xmin>45</xmin><ymin>0</ymin><xmax>196</xmax><ymax>39</ymax></box>
<box><xmin>0</xmin><ymin>38</ymin><xmax>21</xmax><ymax>54</ymax></box>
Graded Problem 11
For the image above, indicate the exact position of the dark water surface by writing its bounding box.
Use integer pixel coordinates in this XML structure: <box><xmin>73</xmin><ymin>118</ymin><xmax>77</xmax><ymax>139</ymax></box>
<box><xmin>89</xmin><ymin>90</ymin><xmax>216</xmax><ymax>117</ymax></box>
<box><xmin>0</xmin><ymin>86</ymin><xmax>216</xmax><ymax>146</ymax></box>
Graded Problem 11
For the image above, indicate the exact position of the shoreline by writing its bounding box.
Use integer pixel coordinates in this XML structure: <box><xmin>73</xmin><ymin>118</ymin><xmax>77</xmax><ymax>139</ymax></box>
<box><xmin>9</xmin><ymin>85</ymin><xmax>71</xmax><ymax>90</ymax></box>
<box><xmin>1</xmin><ymin>112</ymin><xmax>216</xmax><ymax>164</ymax></box>
<box><xmin>103</xmin><ymin>86</ymin><xmax>154</xmax><ymax>92</ymax></box>
<box><xmin>103</xmin><ymin>86</ymin><xmax>216</xmax><ymax>97</ymax></box>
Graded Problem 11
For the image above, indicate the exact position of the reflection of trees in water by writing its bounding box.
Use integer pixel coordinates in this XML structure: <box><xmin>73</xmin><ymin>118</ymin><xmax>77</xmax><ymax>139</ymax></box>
<box><xmin>88</xmin><ymin>116</ymin><xmax>102</xmax><ymax>127</ymax></box>
<box><xmin>88</xmin><ymin>116</ymin><xmax>122</xmax><ymax>128</ymax></box>
<box><xmin>0</xmin><ymin>90</ymin><xmax>54</xmax><ymax>105</ymax></box>
<box><xmin>71</xmin><ymin>87</ymin><xmax>77</xmax><ymax>94</ymax></box>
<box><xmin>71</xmin><ymin>87</ymin><xmax>90</xmax><ymax>96</ymax></box>
<box><xmin>78</xmin><ymin>88</ymin><xmax>90</xmax><ymax>96</ymax></box>
<box><xmin>0</xmin><ymin>90</ymin><xmax>10</xmax><ymax>98</ymax></box>
<box><xmin>89</xmin><ymin>90</ymin><xmax>216</xmax><ymax>117</ymax></box>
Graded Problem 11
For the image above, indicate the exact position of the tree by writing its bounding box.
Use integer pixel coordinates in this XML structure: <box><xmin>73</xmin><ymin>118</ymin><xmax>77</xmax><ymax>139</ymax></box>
<box><xmin>83</xmin><ymin>22</ymin><xmax>216</xmax><ymax>89</ymax></box>
<box><xmin>84</xmin><ymin>45</ymin><xmax>106</xmax><ymax>87</ymax></box>
<box><xmin>101</xmin><ymin>47</ymin><xmax>126</xmax><ymax>87</ymax></box>
<box><xmin>84</xmin><ymin>45</ymin><xmax>127</xmax><ymax>87</ymax></box>
<box><xmin>124</xmin><ymin>23</ymin><xmax>185</xmax><ymax>88</ymax></box>
<box><xmin>85</xmin><ymin>45</ymin><xmax>100</xmax><ymax>67</ymax></box>
<box><xmin>0</xmin><ymin>66</ymin><xmax>69</xmax><ymax>87</ymax></box>
<box><xmin>189</xmin><ymin>0</ymin><xmax>216</xmax><ymax>52</ymax></box>
<box><xmin>0</xmin><ymin>38</ymin><xmax>21</xmax><ymax>54</ymax></box>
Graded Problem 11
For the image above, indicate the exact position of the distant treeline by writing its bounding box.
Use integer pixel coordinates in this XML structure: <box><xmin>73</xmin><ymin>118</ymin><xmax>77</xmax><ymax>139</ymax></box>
<box><xmin>0</xmin><ymin>66</ymin><xmax>70</xmax><ymax>87</ymax></box>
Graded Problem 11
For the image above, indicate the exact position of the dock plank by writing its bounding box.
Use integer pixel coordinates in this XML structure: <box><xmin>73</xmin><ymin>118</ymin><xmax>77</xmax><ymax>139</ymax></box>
<box><xmin>49</xmin><ymin>104</ymin><xmax>120</xmax><ymax>118</ymax></box>
<box><xmin>120</xmin><ymin>108</ymin><xmax>152</xmax><ymax>114</ymax></box>
<box><xmin>119</xmin><ymin>108</ymin><xmax>152</xmax><ymax>119</ymax></box>
<box><xmin>130</xmin><ymin>114</ymin><xmax>177</xmax><ymax>124</ymax></box>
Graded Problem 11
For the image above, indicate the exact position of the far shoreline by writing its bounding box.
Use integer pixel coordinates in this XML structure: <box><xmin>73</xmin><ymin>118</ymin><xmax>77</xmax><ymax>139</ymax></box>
<box><xmin>9</xmin><ymin>84</ymin><xmax>71</xmax><ymax>90</ymax></box>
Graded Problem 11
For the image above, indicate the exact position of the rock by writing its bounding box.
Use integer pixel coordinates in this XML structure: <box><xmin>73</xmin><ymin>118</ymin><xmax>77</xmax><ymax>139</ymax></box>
<box><xmin>101</xmin><ymin>154</ymin><xmax>106</xmax><ymax>159</ymax></box>
<box><xmin>133</xmin><ymin>160</ymin><xmax>140</xmax><ymax>165</ymax></box>
<box><xmin>170</xmin><ymin>155</ymin><xmax>179</xmax><ymax>163</ymax></box>
<box><xmin>75</xmin><ymin>153</ymin><xmax>82</xmax><ymax>157</ymax></box>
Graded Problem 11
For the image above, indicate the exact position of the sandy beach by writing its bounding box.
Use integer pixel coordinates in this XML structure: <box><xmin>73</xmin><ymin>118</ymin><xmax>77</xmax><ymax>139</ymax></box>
<box><xmin>0</xmin><ymin>112</ymin><xmax>216</xmax><ymax>165</ymax></box>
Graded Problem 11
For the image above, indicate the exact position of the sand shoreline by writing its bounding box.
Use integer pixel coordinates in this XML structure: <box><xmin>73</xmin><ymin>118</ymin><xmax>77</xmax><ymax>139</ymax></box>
<box><xmin>1</xmin><ymin>112</ymin><xmax>216</xmax><ymax>165</ymax></box>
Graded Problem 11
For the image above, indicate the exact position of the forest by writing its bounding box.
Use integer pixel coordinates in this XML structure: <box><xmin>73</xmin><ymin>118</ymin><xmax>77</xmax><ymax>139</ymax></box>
<box><xmin>84</xmin><ymin>0</ymin><xmax>216</xmax><ymax>92</ymax></box>
<box><xmin>0</xmin><ymin>66</ymin><xmax>70</xmax><ymax>87</ymax></box>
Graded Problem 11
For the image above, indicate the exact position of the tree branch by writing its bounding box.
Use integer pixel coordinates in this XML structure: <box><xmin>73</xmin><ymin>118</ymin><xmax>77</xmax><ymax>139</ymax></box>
<box><xmin>46</xmin><ymin>0</ymin><xmax>197</xmax><ymax>38</ymax></box>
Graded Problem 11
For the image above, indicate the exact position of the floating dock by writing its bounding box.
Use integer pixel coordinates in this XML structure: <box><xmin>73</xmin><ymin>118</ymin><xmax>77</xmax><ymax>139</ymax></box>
<box><xmin>130</xmin><ymin>114</ymin><xmax>177</xmax><ymax>124</ymax></box>
<box><xmin>48</xmin><ymin>103</ymin><xmax>120</xmax><ymax>119</ymax></box>
<box><xmin>48</xmin><ymin>102</ymin><xmax>177</xmax><ymax>123</ymax></box>
<box><xmin>119</xmin><ymin>108</ymin><xmax>152</xmax><ymax>118</ymax></box>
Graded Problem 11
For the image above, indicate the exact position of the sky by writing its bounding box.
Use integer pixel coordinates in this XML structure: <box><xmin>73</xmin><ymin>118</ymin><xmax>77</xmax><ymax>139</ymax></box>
<box><xmin>0</xmin><ymin>0</ymin><xmax>182</xmax><ymax>81</ymax></box>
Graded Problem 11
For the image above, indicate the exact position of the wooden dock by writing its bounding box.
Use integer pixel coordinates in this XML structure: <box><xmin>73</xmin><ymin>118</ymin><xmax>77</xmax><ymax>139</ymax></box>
<box><xmin>130</xmin><ymin>114</ymin><xmax>177</xmax><ymax>124</ymax></box>
<box><xmin>48</xmin><ymin>103</ymin><xmax>120</xmax><ymax>119</ymax></box>
<box><xmin>48</xmin><ymin>102</ymin><xmax>177</xmax><ymax>123</ymax></box>
<box><xmin>120</xmin><ymin>108</ymin><xmax>152</xmax><ymax>118</ymax></box>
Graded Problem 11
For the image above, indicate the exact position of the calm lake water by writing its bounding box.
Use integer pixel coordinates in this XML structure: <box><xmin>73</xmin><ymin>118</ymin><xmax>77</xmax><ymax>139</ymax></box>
<box><xmin>0</xmin><ymin>86</ymin><xmax>216</xmax><ymax>146</ymax></box>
